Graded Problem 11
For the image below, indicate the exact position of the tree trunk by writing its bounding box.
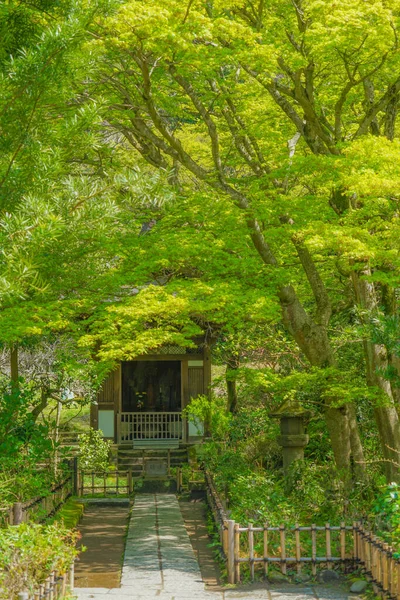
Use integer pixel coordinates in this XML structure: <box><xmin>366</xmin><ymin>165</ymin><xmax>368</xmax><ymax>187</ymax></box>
<box><xmin>352</xmin><ymin>270</ymin><xmax>400</xmax><ymax>481</ymax></box>
<box><xmin>278</xmin><ymin>283</ymin><xmax>355</xmax><ymax>473</ymax></box>
<box><xmin>226</xmin><ymin>355</ymin><xmax>239</xmax><ymax>414</ymax></box>
<box><xmin>347</xmin><ymin>403</ymin><xmax>367</xmax><ymax>481</ymax></box>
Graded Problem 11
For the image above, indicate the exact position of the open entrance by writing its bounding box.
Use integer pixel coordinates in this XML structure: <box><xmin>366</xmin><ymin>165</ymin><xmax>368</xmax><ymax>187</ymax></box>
<box><xmin>122</xmin><ymin>361</ymin><xmax>181</xmax><ymax>412</ymax></box>
<box><xmin>120</xmin><ymin>361</ymin><xmax>182</xmax><ymax>444</ymax></box>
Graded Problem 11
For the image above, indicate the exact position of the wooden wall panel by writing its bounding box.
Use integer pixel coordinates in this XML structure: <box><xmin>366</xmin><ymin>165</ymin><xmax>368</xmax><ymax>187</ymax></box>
<box><xmin>188</xmin><ymin>367</ymin><xmax>204</xmax><ymax>401</ymax></box>
<box><xmin>97</xmin><ymin>370</ymin><xmax>119</xmax><ymax>405</ymax></box>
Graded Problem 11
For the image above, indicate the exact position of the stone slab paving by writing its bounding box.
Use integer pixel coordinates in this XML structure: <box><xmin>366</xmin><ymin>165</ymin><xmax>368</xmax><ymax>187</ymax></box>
<box><xmin>75</xmin><ymin>494</ymin><xmax>350</xmax><ymax>600</ymax></box>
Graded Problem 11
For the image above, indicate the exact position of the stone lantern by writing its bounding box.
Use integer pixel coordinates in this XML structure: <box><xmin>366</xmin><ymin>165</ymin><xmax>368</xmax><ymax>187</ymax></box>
<box><xmin>269</xmin><ymin>397</ymin><xmax>312</xmax><ymax>471</ymax></box>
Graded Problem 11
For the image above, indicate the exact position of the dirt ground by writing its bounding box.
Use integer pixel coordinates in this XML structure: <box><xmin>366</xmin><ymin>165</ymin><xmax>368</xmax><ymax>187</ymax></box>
<box><xmin>74</xmin><ymin>504</ymin><xmax>130</xmax><ymax>588</ymax></box>
<box><xmin>179</xmin><ymin>497</ymin><xmax>222</xmax><ymax>589</ymax></box>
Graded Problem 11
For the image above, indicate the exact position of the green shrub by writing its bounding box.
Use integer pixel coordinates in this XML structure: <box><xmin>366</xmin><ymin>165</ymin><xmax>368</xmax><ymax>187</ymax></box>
<box><xmin>78</xmin><ymin>428</ymin><xmax>112</xmax><ymax>471</ymax></box>
<box><xmin>0</xmin><ymin>522</ymin><xmax>79</xmax><ymax>599</ymax></box>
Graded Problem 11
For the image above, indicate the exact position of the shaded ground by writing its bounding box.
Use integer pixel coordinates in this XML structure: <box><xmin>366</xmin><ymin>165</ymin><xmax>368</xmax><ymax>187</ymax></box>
<box><xmin>74</xmin><ymin>503</ymin><xmax>130</xmax><ymax>588</ymax></box>
<box><xmin>179</xmin><ymin>496</ymin><xmax>222</xmax><ymax>589</ymax></box>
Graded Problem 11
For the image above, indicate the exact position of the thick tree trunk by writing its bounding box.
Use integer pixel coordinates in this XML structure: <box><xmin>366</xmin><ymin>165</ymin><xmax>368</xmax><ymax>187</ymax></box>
<box><xmin>278</xmin><ymin>283</ymin><xmax>356</xmax><ymax>473</ymax></box>
<box><xmin>347</xmin><ymin>404</ymin><xmax>367</xmax><ymax>481</ymax></box>
<box><xmin>352</xmin><ymin>270</ymin><xmax>400</xmax><ymax>481</ymax></box>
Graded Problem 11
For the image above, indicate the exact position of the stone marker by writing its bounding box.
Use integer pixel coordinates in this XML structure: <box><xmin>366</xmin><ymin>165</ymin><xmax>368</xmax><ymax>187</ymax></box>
<box><xmin>145</xmin><ymin>459</ymin><xmax>167</xmax><ymax>477</ymax></box>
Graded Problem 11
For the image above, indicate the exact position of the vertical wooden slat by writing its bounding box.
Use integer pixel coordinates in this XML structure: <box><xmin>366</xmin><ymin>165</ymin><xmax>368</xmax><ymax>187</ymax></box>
<box><xmin>61</xmin><ymin>572</ymin><xmax>66</xmax><ymax>596</ymax></box>
<box><xmin>49</xmin><ymin>571</ymin><xmax>54</xmax><ymax>600</ymax></box>
<box><xmin>45</xmin><ymin>577</ymin><xmax>50</xmax><ymax>600</ymax></box>
<box><xmin>295</xmin><ymin>523</ymin><xmax>301</xmax><ymax>573</ymax></box>
<box><xmin>280</xmin><ymin>524</ymin><xmax>287</xmax><ymax>575</ymax></box>
<box><xmin>249</xmin><ymin>523</ymin><xmax>255</xmax><ymax>581</ymax></box>
<box><xmin>397</xmin><ymin>560</ymin><xmax>400</xmax><ymax>600</ymax></box>
<box><xmin>234</xmin><ymin>523</ymin><xmax>241</xmax><ymax>583</ymax></box>
<box><xmin>103</xmin><ymin>472</ymin><xmax>106</xmax><ymax>495</ymax></box>
<box><xmin>263</xmin><ymin>524</ymin><xmax>269</xmax><ymax>579</ymax></box>
<box><xmin>340</xmin><ymin>522</ymin><xmax>346</xmax><ymax>562</ymax></box>
<box><xmin>377</xmin><ymin>539</ymin><xmax>382</xmax><ymax>592</ymax></box>
<box><xmin>116</xmin><ymin>471</ymin><xmax>119</xmax><ymax>496</ymax></box>
<box><xmin>365</xmin><ymin>531</ymin><xmax>371</xmax><ymax>575</ymax></box>
<box><xmin>227</xmin><ymin>520</ymin><xmax>235</xmax><ymax>584</ymax></box>
<box><xmin>91</xmin><ymin>471</ymin><xmax>94</xmax><ymax>495</ymax></box>
<box><xmin>389</xmin><ymin>548</ymin><xmax>395</xmax><ymax>599</ymax></box>
<box><xmin>353</xmin><ymin>522</ymin><xmax>358</xmax><ymax>564</ymax></box>
<box><xmin>311</xmin><ymin>524</ymin><xmax>317</xmax><ymax>576</ymax></box>
<box><xmin>69</xmin><ymin>563</ymin><xmax>75</xmax><ymax>591</ymax></box>
<box><xmin>326</xmin><ymin>523</ymin><xmax>332</xmax><ymax>569</ymax></box>
<box><xmin>222</xmin><ymin>521</ymin><xmax>228</xmax><ymax>557</ymax></box>
<box><xmin>371</xmin><ymin>535</ymin><xmax>376</xmax><ymax>586</ymax></box>
<box><xmin>383</xmin><ymin>543</ymin><xmax>389</xmax><ymax>595</ymax></box>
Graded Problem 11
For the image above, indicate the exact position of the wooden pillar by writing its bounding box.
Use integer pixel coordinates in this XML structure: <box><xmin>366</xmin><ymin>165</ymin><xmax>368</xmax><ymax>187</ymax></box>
<box><xmin>115</xmin><ymin>364</ymin><xmax>121</xmax><ymax>444</ymax></box>
<box><xmin>181</xmin><ymin>359</ymin><xmax>189</xmax><ymax>444</ymax></box>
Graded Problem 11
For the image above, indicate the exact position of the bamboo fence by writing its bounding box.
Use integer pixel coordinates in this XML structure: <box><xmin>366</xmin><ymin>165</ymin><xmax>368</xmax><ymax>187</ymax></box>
<box><xmin>17</xmin><ymin>563</ymin><xmax>74</xmax><ymax>600</ymax></box>
<box><xmin>204</xmin><ymin>472</ymin><xmax>400</xmax><ymax>598</ymax></box>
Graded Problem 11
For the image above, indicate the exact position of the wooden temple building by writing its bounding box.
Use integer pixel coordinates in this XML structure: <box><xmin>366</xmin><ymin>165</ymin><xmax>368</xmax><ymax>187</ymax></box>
<box><xmin>91</xmin><ymin>342</ymin><xmax>211</xmax><ymax>448</ymax></box>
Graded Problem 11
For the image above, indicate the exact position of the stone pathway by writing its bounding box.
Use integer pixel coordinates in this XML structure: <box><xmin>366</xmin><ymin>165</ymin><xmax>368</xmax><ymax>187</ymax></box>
<box><xmin>75</xmin><ymin>494</ymin><xmax>351</xmax><ymax>600</ymax></box>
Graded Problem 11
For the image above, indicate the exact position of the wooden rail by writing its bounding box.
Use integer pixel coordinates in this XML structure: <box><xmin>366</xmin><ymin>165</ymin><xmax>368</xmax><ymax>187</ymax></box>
<box><xmin>77</xmin><ymin>469</ymin><xmax>133</xmax><ymax>497</ymax></box>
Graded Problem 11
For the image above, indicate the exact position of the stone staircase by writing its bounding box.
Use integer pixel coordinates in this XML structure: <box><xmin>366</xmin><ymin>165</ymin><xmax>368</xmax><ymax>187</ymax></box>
<box><xmin>117</xmin><ymin>446</ymin><xmax>189</xmax><ymax>476</ymax></box>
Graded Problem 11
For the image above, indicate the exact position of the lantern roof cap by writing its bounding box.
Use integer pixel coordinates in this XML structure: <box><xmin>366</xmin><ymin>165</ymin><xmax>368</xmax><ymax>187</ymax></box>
<box><xmin>269</xmin><ymin>397</ymin><xmax>313</xmax><ymax>419</ymax></box>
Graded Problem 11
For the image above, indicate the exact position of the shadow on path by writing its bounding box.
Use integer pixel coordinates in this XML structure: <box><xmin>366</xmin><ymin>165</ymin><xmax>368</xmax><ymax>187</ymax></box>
<box><xmin>75</xmin><ymin>505</ymin><xmax>130</xmax><ymax>588</ymax></box>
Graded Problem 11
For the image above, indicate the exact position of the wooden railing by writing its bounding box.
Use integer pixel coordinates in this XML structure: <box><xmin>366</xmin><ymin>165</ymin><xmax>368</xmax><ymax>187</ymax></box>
<box><xmin>118</xmin><ymin>412</ymin><xmax>182</xmax><ymax>444</ymax></box>
<box><xmin>1</xmin><ymin>476</ymin><xmax>73</xmax><ymax>527</ymax></box>
<box><xmin>77</xmin><ymin>469</ymin><xmax>133</xmax><ymax>496</ymax></box>
<box><xmin>204</xmin><ymin>472</ymin><xmax>400</xmax><ymax>596</ymax></box>
<box><xmin>224</xmin><ymin>520</ymin><xmax>353</xmax><ymax>583</ymax></box>
<box><xmin>17</xmin><ymin>564</ymin><xmax>74</xmax><ymax>600</ymax></box>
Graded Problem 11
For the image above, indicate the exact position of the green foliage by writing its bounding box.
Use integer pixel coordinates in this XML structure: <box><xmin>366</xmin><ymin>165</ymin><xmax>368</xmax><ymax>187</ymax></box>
<box><xmin>0</xmin><ymin>522</ymin><xmax>79</xmax><ymax>600</ymax></box>
<box><xmin>78</xmin><ymin>428</ymin><xmax>112</xmax><ymax>471</ymax></box>
<box><xmin>184</xmin><ymin>395</ymin><xmax>232</xmax><ymax>440</ymax></box>
<box><xmin>0</xmin><ymin>385</ymin><xmax>55</xmax><ymax>506</ymax></box>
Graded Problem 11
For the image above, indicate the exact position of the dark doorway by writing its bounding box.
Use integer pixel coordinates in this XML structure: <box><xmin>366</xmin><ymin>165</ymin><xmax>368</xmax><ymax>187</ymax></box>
<box><xmin>122</xmin><ymin>361</ymin><xmax>181</xmax><ymax>412</ymax></box>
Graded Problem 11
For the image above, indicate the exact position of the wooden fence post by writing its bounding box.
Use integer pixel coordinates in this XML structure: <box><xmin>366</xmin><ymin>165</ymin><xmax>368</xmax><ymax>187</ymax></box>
<box><xmin>73</xmin><ymin>457</ymin><xmax>79</xmax><ymax>496</ymax></box>
<box><xmin>234</xmin><ymin>522</ymin><xmax>241</xmax><ymax>583</ymax></box>
<box><xmin>263</xmin><ymin>523</ymin><xmax>269</xmax><ymax>578</ymax></box>
<box><xmin>13</xmin><ymin>502</ymin><xmax>23</xmax><ymax>525</ymax></box>
<box><xmin>69</xmin><ymin>563</ymin><xmax>75</xmax><ymax>591</ymax></box>
<box><xmin>227</xmin><ymin>520</ymin><xmax>235</xmax><ymax>584</ymax></box>
<box><xmin>128</xmin><ymin>470</ymin><xmax>133</xmax><ymax>495</ymax></box>
<box><xmin>222</xmin><ymin>520</ymin><xmax>228</xmax><ymax>557</ymax></box>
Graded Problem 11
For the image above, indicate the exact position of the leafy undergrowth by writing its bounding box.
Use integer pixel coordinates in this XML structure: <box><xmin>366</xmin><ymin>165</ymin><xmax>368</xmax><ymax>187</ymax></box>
<box><xmin>0</xmin><ymin>522</ymin><xmax>79</xmax><ymax>600</ymax></box>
